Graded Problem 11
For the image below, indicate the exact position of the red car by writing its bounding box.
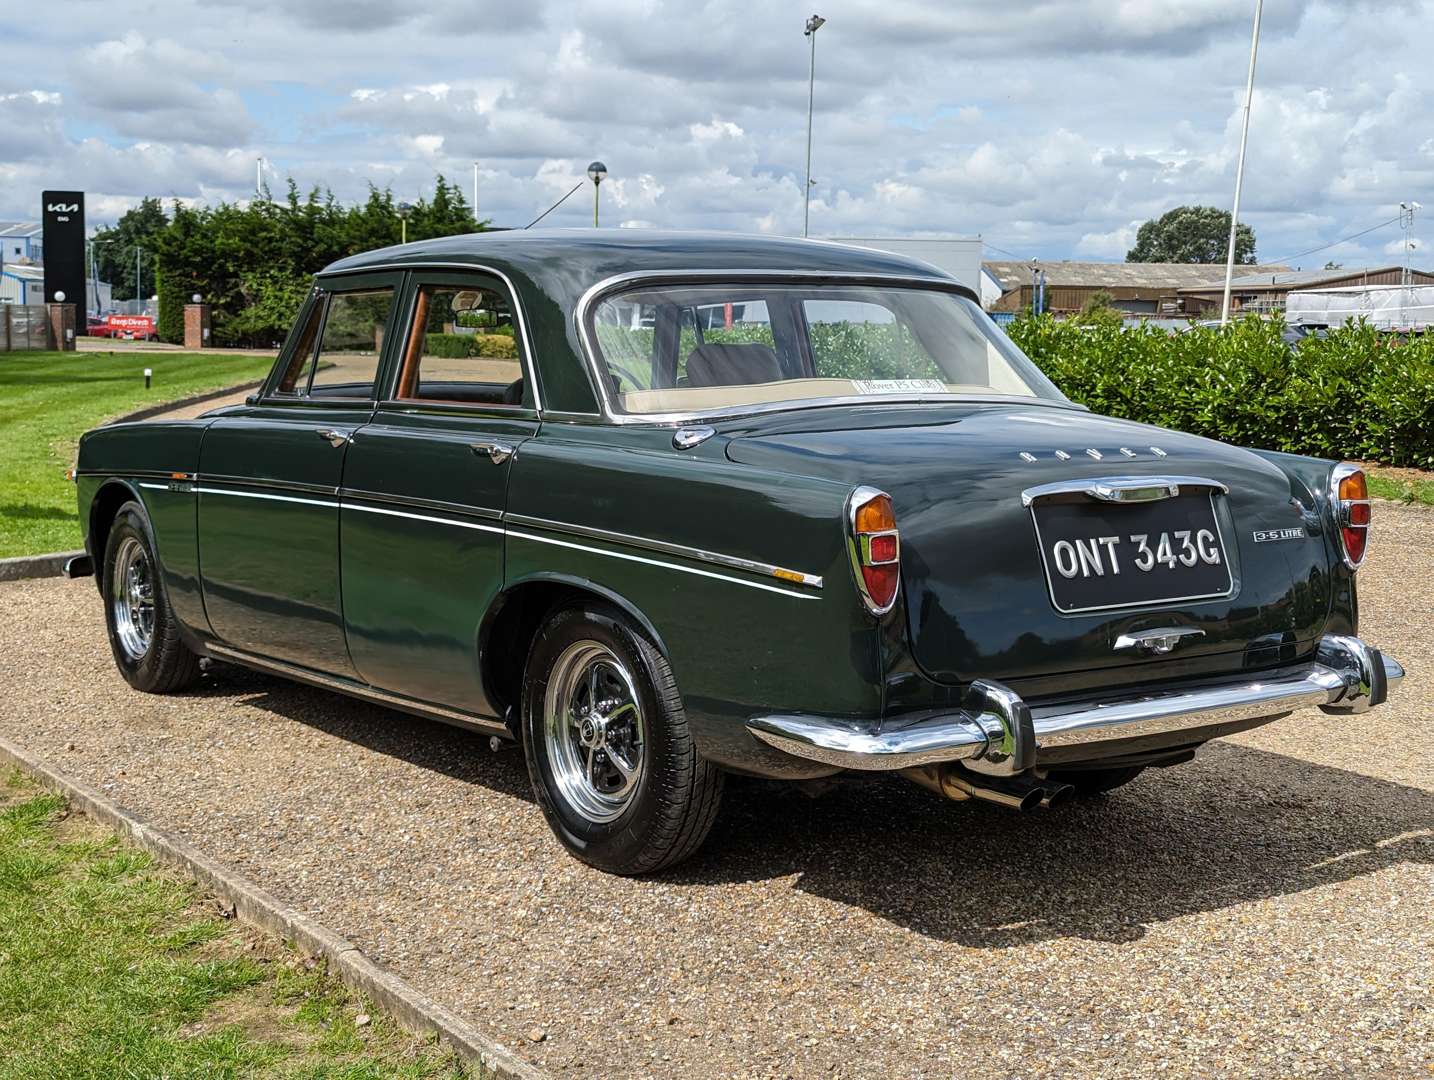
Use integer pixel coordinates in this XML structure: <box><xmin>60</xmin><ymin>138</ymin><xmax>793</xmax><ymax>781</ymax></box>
<box><xmin>89</xmin><ymin>314</ymin><xmax>157</xmax><ymax>340</ymax></box>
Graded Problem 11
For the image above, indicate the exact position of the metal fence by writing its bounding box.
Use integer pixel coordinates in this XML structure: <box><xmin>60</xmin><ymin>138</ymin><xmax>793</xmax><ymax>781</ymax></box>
<box><xmin>1</xmin><ymin>304</ymin><xmax>51</xmax><ymax>351</ymax></box>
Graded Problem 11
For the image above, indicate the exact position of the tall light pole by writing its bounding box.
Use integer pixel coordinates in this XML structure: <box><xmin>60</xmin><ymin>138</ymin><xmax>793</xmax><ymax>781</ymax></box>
<box><xmin>396</xmin><ymin>201</ymin><xmax>413</xmax><ymax>244</ymax></box>
<box><xmin>802</xmin><ymin>14</ymin><xmax>826</xmax><ymax>238</ymax></box>
<box><xmin>255</xmin><ymin>156</ymin><xmax>265</xmax><ymax>200</ymax></box>
<box><xmin>587</xmin><ymin>161</ymin><xmax>608</xmax><ymax>227</ymax></box>
<box><xmin>472</xmin><ymin>161</ymin><xmax>480</xmax><ymax>223</ymax></box>
<box><xmin>1400</xmin><ymin>200</ymin><xmax>1421</xmax><ymax>328</ymax></box>
<box><xmin>1220</xmin><ymin>0</ymin><xmax>1263</xmax><ymax>326</ymax></box>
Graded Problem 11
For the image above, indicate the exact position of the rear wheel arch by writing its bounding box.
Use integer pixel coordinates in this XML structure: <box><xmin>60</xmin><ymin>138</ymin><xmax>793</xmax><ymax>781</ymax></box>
<box><xmin>479</xmin><ymin>574</ymin><xmax>670</xmax><ymax>727</ymax></box>
<box><xmin>88</xmin><ymin>480</ymin><xmax>146</xmax><ymax>591</ymax></box>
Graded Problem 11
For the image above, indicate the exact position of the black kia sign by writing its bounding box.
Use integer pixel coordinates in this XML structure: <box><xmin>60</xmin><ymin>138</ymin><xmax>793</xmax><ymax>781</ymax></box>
<box><xmin>42</xmin><ymin>190</ymin><xmax>85</xmax><ymax>310</ymax></box>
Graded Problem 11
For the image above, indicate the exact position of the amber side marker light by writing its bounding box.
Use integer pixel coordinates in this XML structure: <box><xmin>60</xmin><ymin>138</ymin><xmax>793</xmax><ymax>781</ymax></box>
<box><xmin>1331</xmin><ymin>464</ymin><xmax>1371</xmax><ymax>569</ymax></box>
<box><xmin>847</xmin><ymin>487</ymin><xmax>900</xmax><ymax>615</ymax></box>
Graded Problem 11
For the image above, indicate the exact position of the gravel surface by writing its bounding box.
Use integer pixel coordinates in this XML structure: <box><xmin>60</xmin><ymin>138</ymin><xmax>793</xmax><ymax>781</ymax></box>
<box><xmin>2</xmin><ymin>505</ymin><xmax>1430</xmax><ymax>1079</ymax></box>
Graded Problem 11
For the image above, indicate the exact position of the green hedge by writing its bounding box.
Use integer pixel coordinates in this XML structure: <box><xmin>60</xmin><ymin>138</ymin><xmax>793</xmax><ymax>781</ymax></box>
<box><xmin>1007</xmin><ymin>317</ymin><xmax>1434</xmax><ymax>468</ymax></box>
<box><xmin>423</xmin><ymin>332</ymin><xmax>519</xmax><ymax>359</ymax></box>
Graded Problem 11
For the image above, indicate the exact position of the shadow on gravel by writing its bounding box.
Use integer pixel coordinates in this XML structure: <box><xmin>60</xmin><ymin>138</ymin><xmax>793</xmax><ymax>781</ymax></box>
<box><xmin>187</xmin><ymin>662</ymin><xmax>534</xmax><ymax>802</ymax></box>
<box><xmin>193</xmin><ymin>664</ymin><xmax>1431</xmax><ymax>949</ymax></box>
<box><xmin>685</xmin><ymin>742</ymin><xmax>1433</xmax><ymax>947</ymax></box>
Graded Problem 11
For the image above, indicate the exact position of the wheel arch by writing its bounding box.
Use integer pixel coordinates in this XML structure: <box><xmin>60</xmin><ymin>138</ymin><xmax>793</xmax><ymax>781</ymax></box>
<box><xmin>86</xmin><ymin>478</ymin><xmax>148</xmax><ymax>592</ymax></box>
<box><xmin>479</xmin><ymin>572</ymin><xmax>670</xmax><ymax>726</ymax></box>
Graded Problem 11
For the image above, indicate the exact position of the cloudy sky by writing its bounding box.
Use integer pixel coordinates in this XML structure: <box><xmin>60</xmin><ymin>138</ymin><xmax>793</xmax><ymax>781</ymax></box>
<box><xmin>3</xmin><ymin>0</ymin><xmax>1431</xmax><ymax>267</ymax></box>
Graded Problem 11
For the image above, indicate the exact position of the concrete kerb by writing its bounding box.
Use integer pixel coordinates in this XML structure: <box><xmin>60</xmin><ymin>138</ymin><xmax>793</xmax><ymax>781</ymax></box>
<box><xmin>0</xmin><ymin>733</ymin><xmax>547</xmax><ymax>1080</ymax></box>
<box><xmin>107</xmin><ymin>379</ymin><xmax>263</xmax><ymax>425</ymax></box>
<box><xmin>0</xmin><ymin>551</ymin><xmax>86</xmax><ymax>582</ymax></box>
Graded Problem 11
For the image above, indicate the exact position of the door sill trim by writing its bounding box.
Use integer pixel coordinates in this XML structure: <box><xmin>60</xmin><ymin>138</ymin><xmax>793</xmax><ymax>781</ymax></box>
<box><xmin>204</xmin><ymin>643</ymin><xmax>511</xmax><ymax>738</ymax></box>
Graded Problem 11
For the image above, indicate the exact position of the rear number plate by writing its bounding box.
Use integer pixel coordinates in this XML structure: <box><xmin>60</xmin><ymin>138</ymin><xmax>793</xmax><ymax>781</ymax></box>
<box><xmin>1030</xmin><ymin>495</ymin><xmax>1234</xmax><ymax>614</ymax></box>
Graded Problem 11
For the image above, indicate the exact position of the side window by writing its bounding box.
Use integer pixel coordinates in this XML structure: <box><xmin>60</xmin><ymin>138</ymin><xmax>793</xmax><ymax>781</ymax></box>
<box><xmin>310</xmin><ymin>288</ymin><xmax>395</xmax><ymax>398</ymax></box>
<box><xmin>394</xmin><ymin>284</ymin><xmax>524</xmax><ymax>407</ymax></box>
<box><xmin>272</xmin><ymin>299</ymin><xmax>323</xmax><ymax>394</ymax></box>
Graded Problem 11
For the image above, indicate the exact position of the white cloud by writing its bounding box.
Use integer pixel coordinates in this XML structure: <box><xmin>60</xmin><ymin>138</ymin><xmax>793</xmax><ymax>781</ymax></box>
<box><xmin>0</xmin><ymin>0</ymin><xmax>1427</xmax><ymax>272</ymax></box>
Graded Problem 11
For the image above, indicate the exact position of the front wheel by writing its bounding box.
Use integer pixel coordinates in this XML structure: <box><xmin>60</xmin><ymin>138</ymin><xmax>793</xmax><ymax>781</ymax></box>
<box><xmin>101</xmin><ymin>501</ymin><xmax>202</xmax><ymax>693</ymax></box>
<box><xmin>521</xmin><ymin>605</ymin><xmax>723</xmax><ymax>875</ymax></box>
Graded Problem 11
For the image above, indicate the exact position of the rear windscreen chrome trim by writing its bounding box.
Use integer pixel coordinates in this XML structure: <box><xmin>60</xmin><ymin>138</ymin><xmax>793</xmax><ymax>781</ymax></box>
<box><xmin>573</xmin><ymin>268</ymin><xmax>1070</xmax><ymax>426</ymax></box>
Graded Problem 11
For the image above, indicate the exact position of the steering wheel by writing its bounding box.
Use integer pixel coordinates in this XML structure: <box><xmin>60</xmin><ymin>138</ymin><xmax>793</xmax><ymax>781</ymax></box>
<box><xmin>605</xmin><ymin>359</ymin><xmax>650</xmax><ymax>392</ymax></box>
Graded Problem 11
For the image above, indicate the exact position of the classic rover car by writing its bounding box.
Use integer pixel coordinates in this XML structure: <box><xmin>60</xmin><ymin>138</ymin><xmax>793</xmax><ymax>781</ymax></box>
<box><xmin>70</xmin><ymin>230</ymin><xmax>1403</xmax><ymax>874</ymax></box>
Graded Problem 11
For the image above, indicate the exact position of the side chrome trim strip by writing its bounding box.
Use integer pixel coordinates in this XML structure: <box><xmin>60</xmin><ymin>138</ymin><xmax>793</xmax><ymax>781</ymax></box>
<box><xmin>505</xmin><ymin>513</ymin><xmax>823</xmax><ymax>589</ymax></box>
<box><xmin>341</xmin><ymin>487</ymin><xmax>504</xmax><ymax>522</ymax></box>
<box><xmin>344</xmin><ymin>502</ymin><xmax>504</xmax><ymax>534</ymax></box>
<box><xmin>508</xmin><ymin>528</ymin><xmax>818</xmax><ymax>599</ymax></box>
<box><xmin>1020</xmin><ymin>475</ymin><xmax>1231</xmax><ymax>507</ymax></box>
<box><xmin>205</xmin><ymin>643</ymin><xmax>510</xmax><ymax>736</ymax></box>
<box><xmin>201</xmin><ymin>473</ymin><xmax>338</xmax><ymax>497</ymax></box>
<box><xmin>196</xmin><ymin>486</ymin><xmax>336</xmax><ymax>509</ymax></box>
<box><xmin>131</xmin><ymin>473</ymin><xmax>823</xmax><ymax>599</ymax></box>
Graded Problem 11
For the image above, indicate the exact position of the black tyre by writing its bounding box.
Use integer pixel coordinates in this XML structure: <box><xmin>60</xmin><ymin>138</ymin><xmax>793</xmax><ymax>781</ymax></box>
<box><xmin>521</xmin><ymin>604</ymin><xmax>723</xmax><ymax>875</ymax></box>
<box><xmin>101</xmin><ymin>501</ymin><xmax>202</xmax><ymax>693</ymax></box>
<box><xmin>1046</xmin><ymin>764</ymin><xmax>1146</xmax><ymax>797</ymax></box>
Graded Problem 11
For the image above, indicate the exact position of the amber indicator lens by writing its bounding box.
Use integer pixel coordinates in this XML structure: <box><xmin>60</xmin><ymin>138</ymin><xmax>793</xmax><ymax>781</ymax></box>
<box><xmin>854</xmin><ymin>496</ymin><xmax>895</xmax><ymax>534</ymax></box>
<box><xmin>1338</xmin><ymin>472</ymin><xmax>1368</xmax><ymax>501</ymax></box>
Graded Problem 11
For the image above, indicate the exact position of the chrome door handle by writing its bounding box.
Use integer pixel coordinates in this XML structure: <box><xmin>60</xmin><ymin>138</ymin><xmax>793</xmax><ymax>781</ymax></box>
<box><xmin>470</xmin><ymin>440</ymin><xmax>515</xmax><ymax>464</ymax></box>
<box><xmin>316</xmin><ymin>428</ymin><xmax>351</xmax><ymax>447</ymax></box>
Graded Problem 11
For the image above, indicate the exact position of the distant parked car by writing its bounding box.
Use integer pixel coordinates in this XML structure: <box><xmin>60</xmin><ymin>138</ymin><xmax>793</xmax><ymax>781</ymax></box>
<box><xmin>68</xmin><ymin>230</ymin><xmax>1404</xmax><ymax>874</ymax></box>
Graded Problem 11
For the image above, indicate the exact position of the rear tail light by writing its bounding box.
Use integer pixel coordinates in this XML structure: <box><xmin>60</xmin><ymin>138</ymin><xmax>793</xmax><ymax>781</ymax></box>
<box><xmin>1330</xmin><ymin>464</ymin><xmax>1370</xmax><ymax>570</ymax></box>
<box><xmin>847</xmin><ymin>486</ymin><xmax>900</xmax><ymax>615</ymax></box>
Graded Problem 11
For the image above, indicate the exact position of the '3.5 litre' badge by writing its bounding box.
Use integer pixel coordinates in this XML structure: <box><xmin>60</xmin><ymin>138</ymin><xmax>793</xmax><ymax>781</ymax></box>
<box><xmin>1252</xmin><ymin>527</ymin><xmax>1304</xmax><ymax>543</ymax></box>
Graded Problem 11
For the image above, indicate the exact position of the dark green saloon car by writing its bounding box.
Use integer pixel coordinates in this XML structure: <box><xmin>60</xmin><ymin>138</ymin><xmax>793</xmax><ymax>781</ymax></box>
<box><xmin>70</xmin><ymin>230</ymin><xmax>1403</xmax><ymax>873</ymax></box>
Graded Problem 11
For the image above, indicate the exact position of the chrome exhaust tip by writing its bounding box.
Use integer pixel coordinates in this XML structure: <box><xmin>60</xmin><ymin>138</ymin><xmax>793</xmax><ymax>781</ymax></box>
<box><xmin>1038</xmin><ymin>780</ymin><xmax>1075</xmax><ymax>809</ymax></box>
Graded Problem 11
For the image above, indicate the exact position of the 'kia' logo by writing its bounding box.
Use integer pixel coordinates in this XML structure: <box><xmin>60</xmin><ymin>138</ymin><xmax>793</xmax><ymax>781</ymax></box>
<box><xmin>47</xmin><ymin>202</ymin><xmax>79</xmax><ymax>213</ymax></box>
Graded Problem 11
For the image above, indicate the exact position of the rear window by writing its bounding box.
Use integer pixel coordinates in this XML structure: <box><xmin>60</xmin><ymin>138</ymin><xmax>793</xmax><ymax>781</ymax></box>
<box><xmin>588</xmin><ymin>281</ymin><xmax>1062</xmax><ymax>416</ymax></box>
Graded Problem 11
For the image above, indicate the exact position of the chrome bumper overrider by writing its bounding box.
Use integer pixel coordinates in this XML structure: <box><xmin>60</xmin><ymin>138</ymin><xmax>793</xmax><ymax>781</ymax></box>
<box><xmin>746</xmin><ymin>634</ymin><xmax>1404</xmax><ymax>776</ymax></box>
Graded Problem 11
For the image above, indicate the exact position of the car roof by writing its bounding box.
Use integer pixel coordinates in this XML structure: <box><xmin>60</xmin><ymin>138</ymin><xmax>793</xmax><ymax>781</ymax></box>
<box><xmin>319</xmin><ymin>228</ymin><xmax>959</xmax><ymax>299</ymax></box>
<box><xmin>315</xmin><ymin>229</ymin><xmax>972</xmax><ymax>417</ymax></box>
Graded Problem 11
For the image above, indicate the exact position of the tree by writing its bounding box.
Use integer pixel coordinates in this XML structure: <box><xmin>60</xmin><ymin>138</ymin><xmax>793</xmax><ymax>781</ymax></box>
<box><xmin>90</xmin><ymin>197</ymin><xmax>170</xmax><ymax>302</ymax></box>
<box><xmin>1125</xmin><ymin>206</ymin><xmax>1256</xmax><ymax>264</ymax></box>
<box><xmin>151</xmin><ymin>175</ymin><xmax>486</xmax><ymax>346</ymax></box>
<box><xmin>1075</xmin><ymin>289</ymin><xmax>1123</xmax><ymax>328</ymax></box>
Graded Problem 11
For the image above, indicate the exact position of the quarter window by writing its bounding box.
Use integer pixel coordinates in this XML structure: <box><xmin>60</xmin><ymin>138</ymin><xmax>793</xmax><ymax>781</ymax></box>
<box><xmin>394</xmin><ymin>284</ymin><xmax>524</xmax><ymax>407</ymax></box>
<box><xmin>273</xmin><ymin>299</ymin><xmax>323</xmax><ymax>394</ymax></box>
<box><xmin>310</xmin><ymin>288</ymin><xmax>395</xmax><ymax>397</ymax></box>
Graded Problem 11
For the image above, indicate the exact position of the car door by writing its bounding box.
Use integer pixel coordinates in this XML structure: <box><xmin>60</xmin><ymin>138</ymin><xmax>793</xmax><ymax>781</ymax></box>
<box><xmin>339</xmin><ymin>270</ymin><xmax>539</xmax><ymax>715</ymax></box>
<box><xmin>198</xmin><ymin>273</ymin><xmax>401</xmax><ymax>675</ymax></box>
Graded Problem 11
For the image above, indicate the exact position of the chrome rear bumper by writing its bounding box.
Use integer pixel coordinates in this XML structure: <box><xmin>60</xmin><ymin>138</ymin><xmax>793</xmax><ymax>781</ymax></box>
<box><xmin>747</xmin><ymin>634</ymin><xmax>1404</xmax><ymax>776</ymax></box>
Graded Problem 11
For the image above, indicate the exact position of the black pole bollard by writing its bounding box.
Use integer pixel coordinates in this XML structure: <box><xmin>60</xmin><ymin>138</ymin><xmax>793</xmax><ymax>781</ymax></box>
<box><xmin>144</xmin><ymin>367</ymin><xmax>152</xmax><ymax>390</ymax></box>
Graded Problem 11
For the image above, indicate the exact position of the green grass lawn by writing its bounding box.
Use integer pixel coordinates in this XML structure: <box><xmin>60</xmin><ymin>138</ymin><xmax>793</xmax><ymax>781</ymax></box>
<box><xmin>0</xmin><ymin>351</ymin><xmax>272</xmax><ymax>558</ymax></box>
<box><xmin>1366</xmin><ymin>467</ymin><xmax>1434</xmax><ymax>507</ymax></box>
<box><xmin>0</xmin><ymin>771</ymin><xmax>469</xmax><ymax>1079</ymax></box>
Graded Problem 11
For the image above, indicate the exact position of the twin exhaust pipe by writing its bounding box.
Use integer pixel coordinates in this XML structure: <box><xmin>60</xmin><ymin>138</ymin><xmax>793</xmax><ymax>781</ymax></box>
<box><xmin>900</xmin><ymin>763</ymin><xmax>1073</xmax><ymax>811</ymax></box>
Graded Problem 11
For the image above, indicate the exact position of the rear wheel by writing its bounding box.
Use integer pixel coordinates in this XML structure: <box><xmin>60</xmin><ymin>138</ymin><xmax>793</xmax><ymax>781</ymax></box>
<box><xmin>1046</xmin><ymin>764</ymin><xmax>1145</xmax><ymax>797</ymax></box>
<box><xmin>521</xmin><ymin>605</ymin><xmax>722</xmax><ymax>875</ymax></box>
<box><xmin>101</xmin><ymin>501</ymin><xmax>201</xmax><ymax>693</ymax></box>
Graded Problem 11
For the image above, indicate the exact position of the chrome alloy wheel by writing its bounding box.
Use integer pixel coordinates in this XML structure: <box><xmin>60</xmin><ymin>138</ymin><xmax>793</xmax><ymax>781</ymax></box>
<box><xmin>543</xmin><ymin>639</ymin><xmax>646</xmax><ymax>823</ymax></box>
<box><xmin>111</xmin><ymin>536</ymin><xmax>155</xmax><ymax>661</ymax></box>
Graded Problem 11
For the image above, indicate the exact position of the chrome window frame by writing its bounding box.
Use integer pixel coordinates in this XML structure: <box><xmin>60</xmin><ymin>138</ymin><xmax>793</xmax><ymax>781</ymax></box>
<box><xmin>574</xmin><ymin>269</ymin><xmax>1074</xmax><ymax>427</ymax></box>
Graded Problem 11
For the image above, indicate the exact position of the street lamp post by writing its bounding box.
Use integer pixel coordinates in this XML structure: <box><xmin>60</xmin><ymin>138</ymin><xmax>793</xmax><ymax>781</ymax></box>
<box><xmin>1220</xmin><ymin>0</ymin><xmax>1263</xmax><ymax>326</ymax></box>
<box><xmin>587</xmin><ymin>161</ymin><xmax>608</xmax><ymax>227</ymax></box>
<box><xmin>473</xmin><ymin>161</ymin><xmax>480</xmax><ymax>223</ymax></box>
<box><xmin>396</xmin><ymin>201</ymin><xmax>413</xmax><ymax>245</ymax></box>
<box><xmin>803</xmin><ymin>14</ymin><xmax>826</xmax><ymax>238</ymax></box>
